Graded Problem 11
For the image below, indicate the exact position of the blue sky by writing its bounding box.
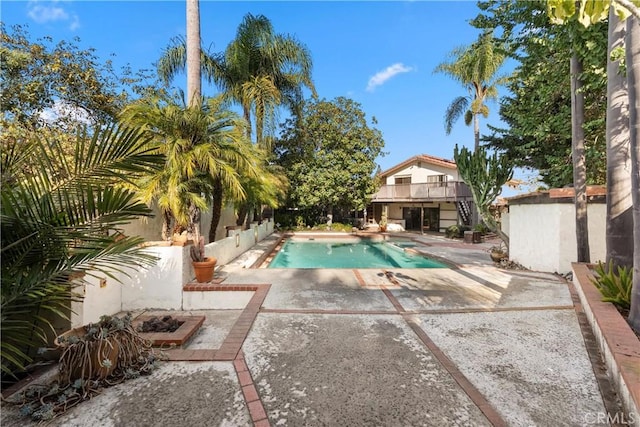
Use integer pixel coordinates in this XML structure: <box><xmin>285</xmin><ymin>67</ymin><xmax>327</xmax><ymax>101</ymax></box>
<box><xmin>3</xmin><ymin>0</ymin><xmax>534</xmax><ymax>195</ymax></box>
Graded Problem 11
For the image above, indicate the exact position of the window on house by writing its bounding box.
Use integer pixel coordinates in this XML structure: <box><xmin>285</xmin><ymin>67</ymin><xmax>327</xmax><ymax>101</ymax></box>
<box><xmin>427</xmin><ymin>175</ymin><xmax>447</xmax><ymax>186</ymax></box>
<box><xmin>395</xmin><ymin>176</ymin><xmax>411</xmax><ymax>185</ymax></box>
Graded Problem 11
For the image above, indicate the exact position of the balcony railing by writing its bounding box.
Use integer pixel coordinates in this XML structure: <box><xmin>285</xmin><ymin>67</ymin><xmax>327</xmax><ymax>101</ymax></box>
<box><xmin>371</xmin><ymin>181</ymin><xmax>472</xmax><ymax>202</ymax></box>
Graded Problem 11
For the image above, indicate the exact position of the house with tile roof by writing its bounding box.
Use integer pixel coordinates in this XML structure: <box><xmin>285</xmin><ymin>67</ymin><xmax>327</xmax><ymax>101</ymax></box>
<box><xmin>369</xmin><ymin>154</ymin><xmax>474</xmax><ymax>232</ymax></box>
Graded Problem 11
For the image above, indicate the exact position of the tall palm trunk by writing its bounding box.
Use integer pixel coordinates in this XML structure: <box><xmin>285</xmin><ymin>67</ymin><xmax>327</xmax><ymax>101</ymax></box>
<box><xmin>236</xmin><ymin>204</ymin><xmax>248</xmax><ymax>228</ymax></box>
<box><xmin>243</xmin><ymin>106</ymin><xmax>252</xmax><ymax>141</ymax></box>
<box><xmin>626</xmin><ymin>16</ymin><xmax>640</xmax><ymax>331</ymax></box>
<box><xmin>606</xmin><ymin>8</ymin><xmax>633</xmax><ymax>269</ymax></box>
<box><xmin>570</xmin><ymin>52</ymin><xmax>590</xmax><ymax>263</ymax></box>
<box><xmin>209</xmin><ymin>178</ymin><xmax>224</xmax><ymax>242</ymax></box>
<box><xmin>186</xmin><ymin>0</ymin><xmax>202</xmax><ymax>241</ymax></box>
<box><xmin>162</xmin><ymin>210</ymin><xmax>173</xmax><ymax>241</ymax></box>
<box><xmin>186</xmin><ymin>0</ymin><xmax>201</xmax><ymax>108</ymax></box>
<box><xmin>473</xmin><ymin>112</ymin><xmax>480</xmax><ymax>152</ymax></box>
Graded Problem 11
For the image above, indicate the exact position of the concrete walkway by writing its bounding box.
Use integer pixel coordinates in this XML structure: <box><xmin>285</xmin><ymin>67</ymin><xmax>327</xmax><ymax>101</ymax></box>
<box><xmin>2</xmin><ymin>232</ymin><xmax>620</xmax><ymax>426</ymax></box>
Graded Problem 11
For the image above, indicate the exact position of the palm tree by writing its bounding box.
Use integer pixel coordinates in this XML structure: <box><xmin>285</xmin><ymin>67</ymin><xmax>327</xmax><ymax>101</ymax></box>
<box><xmin>626</xmin><ymin>15</ymin><xmax>640</xmax><ymax>331</ymax></box>
<box><xmin>186</xmin><ymin>0</ymin><xmax>201</xmax><ymax>107</ymax></box>
<box><xmin>157</xmin><ymin>13</ymin><xmax>314</xmax><ymax>232</ymax></box>
<box><xmin>158</xmin><ymin>12</ymin><xmax>316</xmax><ymax>149</ymax></box>
<box><xmin>233</xmin><ymin>161</ymin><xmax>288</xmax><ymax>229</ymax></box>
<box><xmin>605</xmin><ymin>8</ymin><xmax>633</xmax><ymax>269</ymax></box>
<box><xmin>120</xmin><ymin>94</ymin><xmax>259</xmax><ymax>242</ymax></box>
<box><xmin>435</xmin><ymin>32</ymin><xmax>505</xmax><ymax>152</ymax></box>
<box><xmin>1</xmin><ymin>123</ymin><xmax>163</xmax><ymax>376</ymax></box>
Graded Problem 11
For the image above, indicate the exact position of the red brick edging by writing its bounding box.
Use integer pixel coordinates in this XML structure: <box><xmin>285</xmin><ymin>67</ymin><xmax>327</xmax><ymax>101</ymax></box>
<box><xmin>381</xmin><ymin>289</ymin><xmax>507</xmax><ymax>427</ymax></box>
<box><xmin>234</xmin><ymin>350</ymin><xmax>270</xmax><ymax>426</ymax></box>
<box><xmin>571</xmin><ymin>263</ymin><xmax>640</xmax><ymax>421</ymax></box>
<box><xmin>165</xmin><ymin>284</ymin><xmax>270</xmax><ymax>361</ymax></box>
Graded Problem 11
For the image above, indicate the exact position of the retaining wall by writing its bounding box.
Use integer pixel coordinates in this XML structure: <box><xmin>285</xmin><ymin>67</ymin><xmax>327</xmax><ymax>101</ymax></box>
<box><xmin>71</xmin><ymin>220</ymin><xmax>273</xmax><ymax>326</ymax></box>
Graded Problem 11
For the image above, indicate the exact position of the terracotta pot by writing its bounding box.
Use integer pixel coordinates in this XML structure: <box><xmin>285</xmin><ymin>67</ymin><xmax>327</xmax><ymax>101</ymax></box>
<box><xmin>490</xmin><ymin>251</ymin><xmax>507</xmax><ymax>262</ymax></box>
<box><xmin>193</xmin><ymin>256</ymin><xmax>217</xmax><ymax>283</ymax></box>
<box><xmin>55</xmin><ymin>326</ymin><xmax>119</xmax><ymax>381</ymax></box>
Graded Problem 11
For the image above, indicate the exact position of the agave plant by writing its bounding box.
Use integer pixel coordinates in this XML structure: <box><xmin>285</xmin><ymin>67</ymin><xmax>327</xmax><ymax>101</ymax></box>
<box><xmin>0</xmin><ymin>123</ymin><xmax>163</xmax><ymax>377</ymax></box>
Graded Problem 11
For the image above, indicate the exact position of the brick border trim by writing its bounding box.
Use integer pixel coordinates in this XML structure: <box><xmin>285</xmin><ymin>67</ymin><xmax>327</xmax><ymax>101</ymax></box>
<box><xmin>261</xmin><ymin>308</ymin><xmax>398</xmax><ymax>315</ymax></box>
<box><xmin>382</xmin><ymin>287</ymin><xmax>507</xmax><ymax>427</ymax></box>
<box><xmin>259</xmin><ymin>305</ymin><xmax>574</xmax><ymax>316</ymax></box>
<box><xmin>165</xmin><ymin>284</ymin><xmax>271</xmax><ymax>361</ymax></box>
<box><xmin>183</xmin><ymin>284</ymin><xmax>259</xmax><ymax>292</ymax></box>
<box><xmin>572</xmin><ymin>263</ymin><xmax>640</xmax><ymax>423</ymax></box>
<box><xmin>234</xmin><ymin>350</ymin><xmax>270</xmax><ymax>426</ymax></box>
<box><xmin>135</xmin><ymin>315</ymin><xmax>205</xmax><ymax>346</ymax></box>
<box><xmin>353</xmin><ymin>269</ymin><xmax>366</xmax><ymax>287</ymax></box>
<box><xmin>252</xmin><ymin>234</ymin><xmax>286</xmax><ymax>269</ymax></box>
<box><xmin>567</xmin><ymin>280</ymin><xmax>626</xmax><ymax>421</ymax></box>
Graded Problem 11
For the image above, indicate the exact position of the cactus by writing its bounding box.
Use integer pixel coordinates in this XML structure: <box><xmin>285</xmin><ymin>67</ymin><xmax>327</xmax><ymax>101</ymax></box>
<box><xmin>190</xmin><ymin>236</ymin><xmax>205</xmax><ymax>262</ymax></box>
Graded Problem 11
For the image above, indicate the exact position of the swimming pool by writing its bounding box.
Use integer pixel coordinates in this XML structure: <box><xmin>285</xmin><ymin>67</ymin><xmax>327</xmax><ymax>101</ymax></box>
<box><xmin>268</xmin><ymin>239</ymin><xmax>446</xmax><ymax>269</ymax></box>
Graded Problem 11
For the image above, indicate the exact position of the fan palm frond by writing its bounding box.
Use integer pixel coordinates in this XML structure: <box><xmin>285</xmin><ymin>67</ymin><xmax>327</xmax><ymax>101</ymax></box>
<box><xmin>1</xmin><ymin>123</ymin><xmax>163</xmax><ymax>376</ymax></box>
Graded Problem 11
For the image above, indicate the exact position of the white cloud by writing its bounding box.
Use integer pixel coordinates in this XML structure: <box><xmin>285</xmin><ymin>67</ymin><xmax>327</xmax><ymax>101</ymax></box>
<box><xmin>69</xmin><ymin>14</ymin><xmax>80</xmax><ymax>31</ymax></box>
<box><xmin>366</xmin><ymin>63</ymin><xmax>413</xmax><ymax>92</ymax></box>
<box><xmin>27</xmin><ymin>1</ymin><xmax>80</xmax><ymax>31</ymax></box>
<box><xmin>40</xmin><ymin>100</ymin><xmax>92</xmax><ymax>125</ymax></box>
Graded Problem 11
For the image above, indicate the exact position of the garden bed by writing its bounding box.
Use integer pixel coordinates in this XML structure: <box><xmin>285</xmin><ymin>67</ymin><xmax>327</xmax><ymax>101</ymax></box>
<box><xmin>133</xmin><ymin>315</ymin><xmax>205</xmax><ymax>346</ymax></box>
<box><xmin>572</xmin><ymin>263</ymin><xmax>640</xmax><ymax>423</ymax></box>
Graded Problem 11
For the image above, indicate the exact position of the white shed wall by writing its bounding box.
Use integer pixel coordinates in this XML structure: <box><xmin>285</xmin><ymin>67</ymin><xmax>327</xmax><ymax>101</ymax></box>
<box><xmin>509</xmin><ymin>202</ymin><xmax>605</xmax><ymax>274</ymax></box>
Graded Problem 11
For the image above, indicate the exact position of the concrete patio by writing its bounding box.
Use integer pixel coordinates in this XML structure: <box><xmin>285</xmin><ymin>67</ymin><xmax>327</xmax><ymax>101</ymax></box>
<box><xmin>1</xmin><ymin>233</ymin><xmax>626</xmax><ymax>426</ymax></box>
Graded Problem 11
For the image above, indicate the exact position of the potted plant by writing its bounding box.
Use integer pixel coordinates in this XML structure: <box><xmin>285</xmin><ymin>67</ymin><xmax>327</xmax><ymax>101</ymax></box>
<box><xmin>13</xmin><ymin>314</ymin><xmax>156</xmax><ymax>422</ymax></box>
<box><xmin>489</xmin><ymin>243</ymin><xmax>508</xmax><ymax>262</ymax></box>
<box><xmin>191</xmin><ymin>236</ymin><xmax>217</xmax><ymax>283</ymax></box>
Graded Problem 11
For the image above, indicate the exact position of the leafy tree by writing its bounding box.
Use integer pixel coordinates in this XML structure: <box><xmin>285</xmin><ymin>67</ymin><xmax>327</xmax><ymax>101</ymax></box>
<box><xmin>1</xmin><ymin>123</ymin><xmax>163</xmax><ymax>377</ymax></box>
<box><xmin>1</xmin><ymin>24</ymin><xmax>158</xmax><ymax>180</ymax></box>
<box><xmin>121</xmin><ymin>94</ymin><xmax>258</xmax><ymax>241</ymax></box>
<box><xmin>435</xmin><ymin>31</ymin><xmax>506</xmax><ymax>151</ymax></box>
<box><xmin>275</xmin><ymin>97</ymin><xmax>385</xmax><ymax>217</ymax></box>
<box><xmin>157</xmin><ymin>12</ymin><xmax>309</xmax><ymax>232</ymax></box>
<box><xmin>547</xmin><ymin>0</ymin><xmax>640</xmax><ymax>330</ymax></box>
<box><xmin>1</xmin><ymin>24</ymin><xmax>152</xmax><ymax>126</ymax></box>
<box><xmin>472</xmin><ymin>1</ymin><xmax>607</xmax><ymax>188</ymax></box>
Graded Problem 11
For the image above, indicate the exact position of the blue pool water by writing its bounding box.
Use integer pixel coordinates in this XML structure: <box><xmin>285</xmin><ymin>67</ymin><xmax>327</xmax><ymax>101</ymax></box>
<box><xmin>268</xmin><ymin>240</ymin><xmax>446</xmax><ymax>269</ymax></box>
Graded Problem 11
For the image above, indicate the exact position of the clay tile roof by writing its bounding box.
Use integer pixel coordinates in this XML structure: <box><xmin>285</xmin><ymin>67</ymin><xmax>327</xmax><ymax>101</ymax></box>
<box><xmin>379</xmin><ymin>154</ymin><xmax>457</xmax><ymax>177</ymax></box>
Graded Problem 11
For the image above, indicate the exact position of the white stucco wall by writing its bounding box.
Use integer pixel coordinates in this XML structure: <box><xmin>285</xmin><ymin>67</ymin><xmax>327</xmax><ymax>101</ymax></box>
<box><xmin>201</xmin><ymin>204</ymin><xmax>238</xmax><ymax>242</ymax></box>
<box><xmin>501</xmin><ymin>211</ymin><xmax>510</xmax><ymax>236</ymax></box>
<box><xmin>70</xmin><ymin>275</ymin><xmax>123</xmax><ymax>328</ymax></box>
<box><xmin>120</xmin><ymin>204</ymin><xmax>238</xmax><ymax>244</ymax></box>
<box><xmin>509</xmin><ymin>201</ymin><xmax>605</xmax><ymax>274</ymax></box>
<box><xmin>121</xmin><ymin>245</ymin><xmax>188</xmax><ymax>311</ymax></box>
<box><xmin>439</xmin><ymin>203</ymin><xmax>458</xmax><ymax>231</ymax></box>
<box><xmin>207</xmin><ymin>220</ymin><xmax>273</xmax><ymax>266</ymax></box>
<box><xmin>385</xmin><ymin>163</ymin><xmax>458</xmax><ymax>185</ymax></box>
<box><xmin>72</xmin><ymin>220</ymin><xmax>275</xmax><ymax>323</ymax></box>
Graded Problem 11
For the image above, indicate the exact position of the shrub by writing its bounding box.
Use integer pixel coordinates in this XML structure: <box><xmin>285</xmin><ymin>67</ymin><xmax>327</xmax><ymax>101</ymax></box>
<box><xmin>445</xmin><ymin>224</ymin><xmax>471</xmax><ymax>238</ymax></box>
<box><xmin>445</xmin><ymin>225</ymin><xmax>460</xmax><ymax>238</ymax></box>
<box><xmin>591</xmin><ymin>261</ymin><xmax>633</xmax><ymax>309</ymax></box>
<box><xmin>473</xmin><ymin>223</ymin><xmax>490</xmax><ymax>234</ymax></box>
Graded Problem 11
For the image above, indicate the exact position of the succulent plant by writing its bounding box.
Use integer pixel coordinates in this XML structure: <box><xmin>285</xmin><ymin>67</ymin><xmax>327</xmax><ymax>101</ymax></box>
<box><xmin>190</xmin><ymin>236</ymin><xmax>206</xmax><ymax>262</ymax></box>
